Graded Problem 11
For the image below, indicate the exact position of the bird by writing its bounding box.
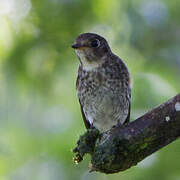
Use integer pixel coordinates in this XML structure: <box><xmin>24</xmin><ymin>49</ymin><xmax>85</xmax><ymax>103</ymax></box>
<box><xmin>72</xmin><ymin>33</ymin><xmax>131</xmax><ymax>132</ymax></box>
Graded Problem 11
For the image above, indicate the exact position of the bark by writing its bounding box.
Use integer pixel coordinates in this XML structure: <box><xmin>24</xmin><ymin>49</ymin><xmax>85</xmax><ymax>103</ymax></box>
<box><xmin>73</xmin><ymin>94</ymin><xmax>180</xmax><ymax>174</ymax></box>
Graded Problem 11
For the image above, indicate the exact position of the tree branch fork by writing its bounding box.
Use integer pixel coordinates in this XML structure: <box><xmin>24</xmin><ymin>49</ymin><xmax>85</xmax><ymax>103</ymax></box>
<box><xmin>73</xmin><ymin>94</ymin><xmax>180</xmax><ymax>174</ymax></box>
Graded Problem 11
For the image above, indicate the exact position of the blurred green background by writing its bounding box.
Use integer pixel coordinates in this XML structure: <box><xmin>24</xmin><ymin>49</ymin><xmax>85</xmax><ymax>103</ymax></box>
<box><xmin>0</xmin><ymin>0</ymin><xmax>179</xmax><ymax>179</ymax></box>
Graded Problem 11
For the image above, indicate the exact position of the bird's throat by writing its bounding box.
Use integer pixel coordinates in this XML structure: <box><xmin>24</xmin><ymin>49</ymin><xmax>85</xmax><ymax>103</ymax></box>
<box><xmin>75</xmin><ymin>49</ymin><xmax>100</xmax><ymax>71</ymax></box>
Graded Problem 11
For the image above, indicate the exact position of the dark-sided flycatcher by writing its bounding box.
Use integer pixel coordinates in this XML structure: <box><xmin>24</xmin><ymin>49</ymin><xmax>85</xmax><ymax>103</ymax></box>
<box><xmin>72</xmin><ymin>33</ymin><xmax>131</xmax><ymax>132</ymax></box>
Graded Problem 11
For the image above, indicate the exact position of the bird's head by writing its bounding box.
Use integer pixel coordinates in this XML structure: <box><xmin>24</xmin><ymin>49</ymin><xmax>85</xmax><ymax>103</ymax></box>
<box><xmin>72</xmin><ymin>33</ymin><xmax>111</xmax><ymax>70</ymax></box>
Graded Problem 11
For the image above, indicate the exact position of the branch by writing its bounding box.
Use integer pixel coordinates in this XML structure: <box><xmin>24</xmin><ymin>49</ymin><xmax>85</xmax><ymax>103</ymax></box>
<box><xmin>73</xmin><ymin>94</ymin><xmax>180</xmax><ymax>174</ymax></box>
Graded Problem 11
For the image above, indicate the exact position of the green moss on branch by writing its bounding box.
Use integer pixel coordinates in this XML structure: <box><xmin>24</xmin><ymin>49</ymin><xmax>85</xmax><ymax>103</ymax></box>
<box><xmin>73</xmin><ymin>94</ymin><xmax>180</xmax><ymax>173</ymax></box>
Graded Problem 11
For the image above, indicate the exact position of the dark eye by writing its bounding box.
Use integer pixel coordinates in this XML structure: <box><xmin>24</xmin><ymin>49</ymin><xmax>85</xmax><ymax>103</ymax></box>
<box><xmin>91</xmin><ymin>39</ymin><xmax>100</xmax><ymax>47</ymax></box>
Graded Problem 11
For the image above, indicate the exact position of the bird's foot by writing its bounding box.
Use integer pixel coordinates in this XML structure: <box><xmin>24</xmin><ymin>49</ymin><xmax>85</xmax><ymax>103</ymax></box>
<box><xmin>112</xmin><ymin>122</ymin><xmax>123</xmax><ymax>129</ymax></box>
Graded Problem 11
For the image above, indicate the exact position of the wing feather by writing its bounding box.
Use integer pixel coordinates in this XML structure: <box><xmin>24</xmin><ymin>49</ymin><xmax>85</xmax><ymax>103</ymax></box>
<box><xmin>76</xmin><ymin>68</ymin><xmax>91</xmax><ymax>129</ymax></box>
<box><xmin>79</xmin><ymin>99</ymin><xmax>91</xmax><ymax>129</ymax></box>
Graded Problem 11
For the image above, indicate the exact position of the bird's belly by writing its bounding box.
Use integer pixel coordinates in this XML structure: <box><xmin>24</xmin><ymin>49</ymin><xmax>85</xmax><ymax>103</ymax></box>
<box><xmin>83</xmin><ymin>89</ymin><xmax>126</xmax><ymax>132</ymax></box>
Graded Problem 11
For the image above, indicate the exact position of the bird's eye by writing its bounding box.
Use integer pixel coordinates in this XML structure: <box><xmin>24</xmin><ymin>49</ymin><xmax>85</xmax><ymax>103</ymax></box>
<box><xmin>91</xmin><ymin>39</ymin><xmax>100</xmax><ymax>48</ymax></box>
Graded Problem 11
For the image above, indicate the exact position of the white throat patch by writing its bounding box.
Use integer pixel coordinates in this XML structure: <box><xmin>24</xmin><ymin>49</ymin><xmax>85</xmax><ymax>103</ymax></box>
<box><xmin>75</xmin><ymin>49</ymin><xmax>100</xmax><ymax>71</ymax></box>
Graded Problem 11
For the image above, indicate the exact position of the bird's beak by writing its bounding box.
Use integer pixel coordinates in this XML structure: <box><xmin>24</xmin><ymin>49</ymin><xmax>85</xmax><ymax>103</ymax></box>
<box><xmin>72</xmin><ymin>43</ymin><xmax>82</xmax><ymax>49</ymax></box>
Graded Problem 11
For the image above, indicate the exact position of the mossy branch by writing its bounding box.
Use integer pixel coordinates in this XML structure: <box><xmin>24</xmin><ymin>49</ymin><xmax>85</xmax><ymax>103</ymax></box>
<box><xmin>73</xmin><ymin>94</ymin><xmax>180</xmax><ymax>174</ymax></box>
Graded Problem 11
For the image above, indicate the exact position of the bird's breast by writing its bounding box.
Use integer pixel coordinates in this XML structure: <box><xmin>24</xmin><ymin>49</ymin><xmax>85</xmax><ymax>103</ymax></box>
<box><xmin>77</xmin><ymin>63</ymin><xmax>130</xmax><ymax>132</ymax></box>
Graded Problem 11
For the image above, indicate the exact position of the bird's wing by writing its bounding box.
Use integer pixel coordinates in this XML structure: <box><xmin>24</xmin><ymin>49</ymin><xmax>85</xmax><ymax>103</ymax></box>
<box><xmin>124</xmin><ymin>67</ymin><xmax>131</xmax><ymax>124</ymax></box>
<box><xmin>114</xmin><ymin>56</ymin><xmax>131</xmax><ymax>124</ymax></box>
<box><xmin>124</xmin><ymin>95</ymin><xmax>131</xmax><ymax>124</ymax></box>
<box><xmin>78</xmin><ymin>99</ymin><xmax>91</xmax><ymax>129</ymax></box>
<box><xmin>76</xmin><ymin>68</ymin><xmax>91</xmax><ymax>129</ymax></box>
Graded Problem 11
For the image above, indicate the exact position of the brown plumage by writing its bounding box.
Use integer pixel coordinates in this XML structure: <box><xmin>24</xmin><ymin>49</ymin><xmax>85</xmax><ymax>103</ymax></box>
<box><xmin>72</xmin><ymin>33</ymin><xmax>131</xmax><ymax>132</ymax></box>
